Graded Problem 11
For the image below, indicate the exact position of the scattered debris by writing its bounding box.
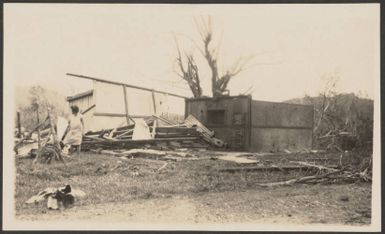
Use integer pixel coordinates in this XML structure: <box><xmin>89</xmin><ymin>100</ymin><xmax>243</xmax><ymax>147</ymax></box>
<box><xmin>339</xmin><ymin>195</ymin><xmax>349</xmax><ymax>202</ymax></box>
<box><xmin>26</xmin><ymin>185</ymin><xmax>86</xmax><ymax>210</ymax></box>
<box><xmin>289</xmin><ymin>161</ymin><xmax>339</xmax><ymax>172</ymax></box>
<box><xmin>184</xmin><ymin>115</ymin><xmax>225</xmax><ymax>147</ymax></box>
<box><xmin>283</xmin><ymin>149</ymin><xmax>291</xmax><ymax>154</ymax></box>
<box><xmin>81</xmin><ymin>115</ymin><xmax>221</xmax><ymax>151</ymax></box>
<box><xmin>256</xmin><ymin>169</ymin><xmax>343</xmax><ymax>187</ymax></box>
<box><xmin>218</xmin><ymin>153</ymin><xmax>259</xmax><ymax>164</ymax></box>
<box><xmin>255</xmin><ymin>160</ymin><xmax>372</xmax><ymax>187</ymax></box>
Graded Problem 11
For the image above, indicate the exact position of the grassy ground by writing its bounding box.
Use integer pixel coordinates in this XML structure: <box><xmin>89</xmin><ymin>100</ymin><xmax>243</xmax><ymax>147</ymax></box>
<box><xmin>15</xmin><ymin>151</ymin><xmax>372</xmax><ymax>225</ymax></box>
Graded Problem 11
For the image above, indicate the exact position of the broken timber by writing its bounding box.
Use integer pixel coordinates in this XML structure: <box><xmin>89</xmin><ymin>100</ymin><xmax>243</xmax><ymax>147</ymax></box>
<box><xmin>81</xmin><ymin>137</ymin><xmax>202</xmax><ymax>150</ymax></box>
<box><xmin>66</xmin><ymin>73</ymin><xmax>187</xmax><ymax>99</ymax></box>
<box><xmin>219</xmin><ymin>165</ymin><xmax>340</xmax><ymax>173</ymax></box>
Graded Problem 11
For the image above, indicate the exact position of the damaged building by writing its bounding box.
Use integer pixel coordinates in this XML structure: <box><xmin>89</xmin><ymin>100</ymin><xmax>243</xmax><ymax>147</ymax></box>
<box><xmin>67</xmin><ymin>74</ymin><xmax>314</xmax><ymax>152</ymax></box>
<box><xmin>185</xmin><ymin>96</ymin><xmax>314</xmax><ymax>152</ymax></box>
<box><xmin>66</xmin><ymin>73</ymin><xmax>186</xmax><ymax>132</ymax></box>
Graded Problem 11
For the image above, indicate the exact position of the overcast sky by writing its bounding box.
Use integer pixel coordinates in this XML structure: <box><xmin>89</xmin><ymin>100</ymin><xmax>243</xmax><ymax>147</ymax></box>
<box><xmin>5</xmin><ymin>3</ymin><xmax>379</xmax><ymax>102</ymax></box>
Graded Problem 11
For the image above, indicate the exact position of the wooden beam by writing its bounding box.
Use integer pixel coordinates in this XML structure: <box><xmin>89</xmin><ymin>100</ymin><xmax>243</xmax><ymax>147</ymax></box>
<box><xmin>251</xmin><ymin>125</ymin><xmax>313</xmax><ymax>130</ymax></box>
<box><xmin>66</xmin><ymin>73</ymin><xmax>187</xmax><ymax>99</ymax></box>
<box><xmin>151</xmin><ymin>90</ymin><xmax>157</xmax><ymax>115</ymax></box>
<box><xmin>81</xmin><ymin>104</ymin><xmax>96</xmax><ymax>115</ymax></box>
<box><xmin>81</xmin><ymin>137</ymin><xmax>200</xmax><ymax>150</ymax></box>
<box><xmin>122</xmin><ymin>85</ymin><xmax>130</xmax><ymax>125</ymax></box>
<box><xmin>93</xmin><ymin>112</ymin><xmax>152</xmax><ymax>118</ymax></box>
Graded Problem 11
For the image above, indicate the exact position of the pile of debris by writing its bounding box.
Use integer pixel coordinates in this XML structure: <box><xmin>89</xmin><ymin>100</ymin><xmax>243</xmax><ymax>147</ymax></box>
<box><xmin>14</xmin><ymin>111</ymin><xmax>226</xmax><ymax>163</ymax></box>
<box><xmin>82</xmin><ymin>115</ymin><xmax>225</xmax><ymax>152</ymax></box>
<box><xmin>14</xmin><ymin>111</ymin><xmax>68</xmax><ymax>165</ymax></box>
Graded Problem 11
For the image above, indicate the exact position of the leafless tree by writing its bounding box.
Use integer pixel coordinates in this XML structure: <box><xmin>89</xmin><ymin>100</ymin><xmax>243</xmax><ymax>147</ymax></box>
<box><xmin>174</xmin><ymin>37</ymin><xmax>203</xmax><ymax>98</ymax></box>
<box><xmin>174</xmin><ymin>16</ymin><xmax>253</xmax><ymax>97</ymax></box>
<box><xmin>194</xmin><ymin>16</ymin><xmax>253</xmax><ymax>97</ymax></box>
<box><xmin>313</xmin><ymin>74</ymin><xmax>338</xmax><ymax>135</ymax></box>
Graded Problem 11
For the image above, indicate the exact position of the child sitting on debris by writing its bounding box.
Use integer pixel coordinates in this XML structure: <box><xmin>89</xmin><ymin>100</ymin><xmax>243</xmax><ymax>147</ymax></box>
<box><xmin>61</xmin><ymin>105</ymin><xmax>84</xmax><ymax>156</ymax></box>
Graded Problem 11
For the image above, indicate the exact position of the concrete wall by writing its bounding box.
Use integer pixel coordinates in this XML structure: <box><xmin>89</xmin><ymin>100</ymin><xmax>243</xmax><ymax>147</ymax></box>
<box><xmin>250</xmin><ymin>100</ymin><xmax>313</xmax><ymax>152</ymax></box>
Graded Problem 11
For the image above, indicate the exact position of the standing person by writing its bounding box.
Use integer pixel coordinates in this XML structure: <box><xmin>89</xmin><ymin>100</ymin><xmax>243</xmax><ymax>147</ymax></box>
<box><xmin>62</xmin><ymin>105</ymin><xmax>84</xmax><ymax>157</ymax></box>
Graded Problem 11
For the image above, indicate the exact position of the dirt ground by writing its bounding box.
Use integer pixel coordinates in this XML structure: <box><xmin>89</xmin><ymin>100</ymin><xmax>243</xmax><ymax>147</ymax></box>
<box><xmin>17</xmin><ymin>184</ymin><xmax>371</xmax><ymax>225</ymax></box>
<box><xmin>15</xmin><ymin>151</ymin><xmax>372</xmax><ymax>225</ymax></box>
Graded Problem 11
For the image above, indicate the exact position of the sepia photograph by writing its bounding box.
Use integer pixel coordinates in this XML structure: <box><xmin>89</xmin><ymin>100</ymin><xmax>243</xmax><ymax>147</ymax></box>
<box><xmin>3</xmin><ymin>3</ymin><xmax>381</xmax><ymax>231</ymax></box>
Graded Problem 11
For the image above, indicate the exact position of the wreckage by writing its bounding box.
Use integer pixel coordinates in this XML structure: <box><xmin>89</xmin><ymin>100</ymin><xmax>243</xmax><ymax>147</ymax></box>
<box><xmin>16</xmin><ymin>75</ymin><xmax>371</xmax><ymax>213</ymax></box>
<box><xmin>15</xmin><ymin>73</ymin><xmax>317</xmax><ymax>160</ymax></box>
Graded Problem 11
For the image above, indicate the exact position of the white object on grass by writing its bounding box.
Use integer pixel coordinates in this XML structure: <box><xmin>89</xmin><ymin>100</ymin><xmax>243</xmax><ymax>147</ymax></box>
<box><xmin>132</xmin><ymin>118</ymin><xmax>152</xmax><ymax>140</ymax></box>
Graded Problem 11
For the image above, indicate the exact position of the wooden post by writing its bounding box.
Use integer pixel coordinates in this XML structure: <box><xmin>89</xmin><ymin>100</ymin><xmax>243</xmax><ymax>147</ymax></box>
<box><xmin>17</xmin><ymin>112</ymin><xmax>21</xmax><ymax>138</ymax></box>
<box><xmin>36</xmin><ymin>105</ymin><xmax>41</xmax><ymax>149</ymax></box>
<box><xmin>122</xmin><ymin>85</ymin><xmax>130</xmax><ymax>125</ymax></box>
<box><xmin>47</xmin><ymin>109</ymin><xmax>66</xmax><ymax>165</ymax></box>
<box><xmin>151</xmin><ymin>90</ymin><xmax>157</xmax><ymax>115</ymax></box>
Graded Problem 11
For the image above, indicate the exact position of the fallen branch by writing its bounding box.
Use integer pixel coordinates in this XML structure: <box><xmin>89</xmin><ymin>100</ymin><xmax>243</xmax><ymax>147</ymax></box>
<box><xmin>218</xmin><ymin>165</ymin><xmax>327</xmax><ymax>173</ymax></box>
<box><xmin>289</xmin><ymin>161</ymin><xmax>339</xmax><ymax>172</ymax></box>
<box><xmin>157</xmin><ymin>162</ymin><xmax>169</xmax><ymax>171</ymax></box>
<box><xmin>256</xmin><ymin>170</ymin><xmax>343</xmax><ymax>187</ymax></box>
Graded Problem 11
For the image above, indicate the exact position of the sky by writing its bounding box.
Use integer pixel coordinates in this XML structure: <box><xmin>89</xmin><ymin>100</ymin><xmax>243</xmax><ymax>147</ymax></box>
<box><xmin>5</xmin><ymin>3</ymin><xmax>380</xmax><ymax>102</ymax></box>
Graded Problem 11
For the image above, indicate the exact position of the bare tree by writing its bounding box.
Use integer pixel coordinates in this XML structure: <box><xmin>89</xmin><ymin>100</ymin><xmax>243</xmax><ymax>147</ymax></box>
<box><xmin>313</xmin><ymin>75</ymin><xmax>338</xmax><ymax>135</ymax></box>
<box><xmin>173</xmin><ymin>16</ymin><xmax>253</xmax><ymax>98</ymax></box>
<box><xmin>174</xmin><ymin>37</ymin><xmax>203</xmax><ymax>98</ymax></box>
<box><xmin>194</xmin><ymin>16</ymin><xmax>253</xmax><ymax>97</ymax></box>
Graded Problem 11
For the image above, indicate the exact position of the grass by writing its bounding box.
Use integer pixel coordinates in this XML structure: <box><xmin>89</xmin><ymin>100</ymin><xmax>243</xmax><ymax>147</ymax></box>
<box><xmin>15</xmin><ymin>150</ymin><xmax>372</xmax><ymax>216</ymax></box>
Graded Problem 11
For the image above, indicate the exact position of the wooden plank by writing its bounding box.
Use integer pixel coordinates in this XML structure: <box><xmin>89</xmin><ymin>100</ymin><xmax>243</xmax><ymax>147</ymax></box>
<box><xmin>184</xmin><ymin>115</ymin><xmax>225</xmax><ymax>147</ymax></box>
<box><xmin>93</xmin><ymin>112</ymin><xmax>151</xmax><ymax>118</ymax></box>
<box><xmin>81</xmin><ymin>137</ymin><xmax>200</xmax><ymax>150</ymax></box>
<box><xmin>251</xmin><ymin>125</ymin><xmax>313</xmax><ymax>130</ymax></box>
<box><xmin>152</xmin><ymin>115</ymin><xmax>177</xmax><ymax>125</ymax></box>
<box><xmin>218</xmin><ymin>155</ymin><xmax>259</xmax><ymax>164</ymax></box>
<box><xmin>81</xmin><ymin>104</ymin><xmax>96</xmax><ymax>115</ymax></box>
<box><xmin>184</xmin><ymin>115</ymin><xmax>214</xmax><ymax>137</ymax></box>
<box><xmin>114</xmin><ymin>129</ymin><xmax>134</xmax><ymax>139</ymax></box>
<box><xmin>82</xmin><ymin>136</ymin><xmax>199</xmax><ymax>144</ymax></box>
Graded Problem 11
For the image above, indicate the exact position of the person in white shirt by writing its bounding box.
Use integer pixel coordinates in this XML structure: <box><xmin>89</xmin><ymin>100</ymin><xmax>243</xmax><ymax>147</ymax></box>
<box><xmin>61</xmin><ymin>105</ymin><xmax>84</xmax><ymax>156</ymax></box>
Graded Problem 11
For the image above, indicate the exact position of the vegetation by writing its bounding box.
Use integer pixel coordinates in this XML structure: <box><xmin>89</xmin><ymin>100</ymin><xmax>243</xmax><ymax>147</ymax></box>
<box><xmin>15</xmin><ymin>86</ymin><xmax>68</xmax><ymax>132</ymax></box>
<box><xmin>286</xmin><ymin>88</ymin><xmax>373</xmax><ymax>151</ymax></box>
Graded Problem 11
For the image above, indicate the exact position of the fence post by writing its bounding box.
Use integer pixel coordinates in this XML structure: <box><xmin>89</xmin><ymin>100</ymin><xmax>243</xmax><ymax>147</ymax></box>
<box><xmin>17</xmin><ymin>112</ymin><xmax>21</xmax><ymax>138</ymax></box>
<box><xmin>37</xmin><ymin>104</ymin><xmax>41</xmax><ymax>149</ymax></box>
